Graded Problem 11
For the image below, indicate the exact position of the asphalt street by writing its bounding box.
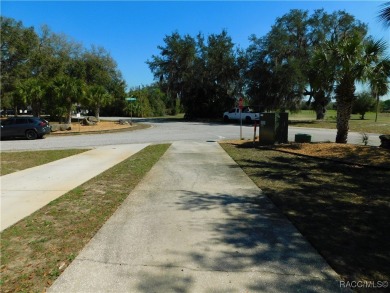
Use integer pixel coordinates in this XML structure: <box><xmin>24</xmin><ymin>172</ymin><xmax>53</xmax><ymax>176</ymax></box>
<box><xmin>0</xmin><ymin>118</ymin><xmax>382</xmax><ymax>151</ymax></box>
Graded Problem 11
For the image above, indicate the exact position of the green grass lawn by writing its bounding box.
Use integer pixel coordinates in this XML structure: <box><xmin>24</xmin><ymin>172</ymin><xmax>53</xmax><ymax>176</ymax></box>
<box><xmin>221</xmin><ymin>143</ymin><xmax>390</xmax><ymax>290</ymax></box>
<box><xmin>0</xmin><ymin>149</ymin><xmax>89</xmax><ymax>176</ymax></box>
<box><xmin>289</xmin><ymin>110</ymin><xmax>390</xmax><ymax>134</ymax></box>
<box><xmin>0</xmin><ymin>144</ymin><xmax>170</xmax><ymax>293</ymax></box>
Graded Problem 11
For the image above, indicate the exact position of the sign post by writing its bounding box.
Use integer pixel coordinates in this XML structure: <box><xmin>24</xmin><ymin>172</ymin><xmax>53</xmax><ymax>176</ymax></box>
<box><xmin>126</xmin><ymin>97</ymin><xmax>137</xmax><ymax>125</ymax></box>
<box><xmin>253</xmin><ymin>120</ymin><xmax>257</xmax><ymax>145</ymax></box>
<box><xmin>238</xmin><ymin>97</ymin><xmax>243</xmax><ymax>140</ymax></box>
<box><xmin>76</xmin><ymin>112</ymin><xmax>81</xmax><ymax>132</ymax></box>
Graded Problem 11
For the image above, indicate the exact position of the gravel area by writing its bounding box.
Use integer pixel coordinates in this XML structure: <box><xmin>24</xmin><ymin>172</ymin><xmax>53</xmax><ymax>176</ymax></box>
<box><xmin>51</xmin><ymin>120</ymin><xmax>133</xmax><ymax>134</ymax></box>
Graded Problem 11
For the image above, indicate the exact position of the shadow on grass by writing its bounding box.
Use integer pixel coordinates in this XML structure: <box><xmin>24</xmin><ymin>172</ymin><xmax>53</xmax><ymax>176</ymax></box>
<box><xmin>222</xmin><ymin>144</ymin><xmax>389</xmax><ymax>291</ymax></box>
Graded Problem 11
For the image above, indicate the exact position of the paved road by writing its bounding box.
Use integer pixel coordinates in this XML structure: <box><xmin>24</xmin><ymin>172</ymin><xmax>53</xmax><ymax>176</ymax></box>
<box><xmin>49</xmin><ymin>141</ymin><xmax>347</xmax><ymax>293</ymax></box>
<box><xmin>0</xmin><ymin>118</ymin><xmax>382</xmax><ymax>151</ymax></box>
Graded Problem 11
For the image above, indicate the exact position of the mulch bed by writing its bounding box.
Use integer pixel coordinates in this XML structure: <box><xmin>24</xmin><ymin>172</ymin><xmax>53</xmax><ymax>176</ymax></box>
<box><xmin>221</xmin><ymin>140</ymin><xmax>390</xmax><ymax>169</ymax></box>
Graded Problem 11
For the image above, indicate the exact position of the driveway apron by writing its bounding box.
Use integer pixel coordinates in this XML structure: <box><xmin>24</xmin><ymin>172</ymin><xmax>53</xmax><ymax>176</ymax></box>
<box><xmin>49</xmin><ymin>141</ymin><xmax>347</xmax><ymax>292</ymax></box>
<box><xmin>0</xmin><ymin>144</ymin><xmax>149</xmax><ymax>231</ymax></box>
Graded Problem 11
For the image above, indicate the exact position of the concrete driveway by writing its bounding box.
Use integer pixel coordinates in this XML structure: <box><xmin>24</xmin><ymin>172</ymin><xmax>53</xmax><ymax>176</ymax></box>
<box><xmin>49</xmin><ymin>141</ymin><xmax>347</xmax><ymax>293</ymax></box>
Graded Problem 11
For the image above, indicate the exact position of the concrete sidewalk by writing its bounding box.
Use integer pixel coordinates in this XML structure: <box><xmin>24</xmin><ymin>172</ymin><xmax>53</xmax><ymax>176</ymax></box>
<box><xmin>0</xmin><ymin>144</ymin><xmax>149</xmax><ymax>231</ymax></box>
<box><xmin>49</xmin><ymin>141</ymin><xmax>347</xmax><ymax>292</ymax></box>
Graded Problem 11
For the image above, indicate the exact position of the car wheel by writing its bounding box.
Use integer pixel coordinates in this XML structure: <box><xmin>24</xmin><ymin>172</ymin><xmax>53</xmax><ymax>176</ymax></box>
<box><xmin>245</xmin><ymin>116</ymin><xmax>252</xmax><ymax>124</ymax></box>
<box><xmin>223</xmin><ymin>115</ymin><xmax>229</xmax><ymax>123</ymax></box>
<box><xmin>25</xmin><ymin>130</ymin><xmax>38</xmax><ymax>140</ymax></box>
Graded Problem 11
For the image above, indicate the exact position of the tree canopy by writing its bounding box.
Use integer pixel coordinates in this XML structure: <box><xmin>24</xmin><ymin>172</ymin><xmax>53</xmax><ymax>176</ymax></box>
<box><xmin>378</xmin><ymin>2</ymin><xmax>390</xmax><ymax>28</ymax></box>
<box><xmin>147</xmin><ymin>30</ymin><xmax>241</xmax><ymax>118</ymax></box>
<box><xmin>245</xmin><ymin>9</ymin><xmax>367</xmax><ymax>118</ymax></box>
<box><xmin>1</xmin><ymin>17</ymin><xmax>127</xmax><ymax>121</ymax></box>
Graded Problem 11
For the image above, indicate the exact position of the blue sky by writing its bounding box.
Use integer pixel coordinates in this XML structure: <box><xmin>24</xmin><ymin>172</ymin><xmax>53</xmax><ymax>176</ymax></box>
<box><xmin>2</xmin><ymin>1</ymin><xmax>389</xmax><ymax>91</ymax></box>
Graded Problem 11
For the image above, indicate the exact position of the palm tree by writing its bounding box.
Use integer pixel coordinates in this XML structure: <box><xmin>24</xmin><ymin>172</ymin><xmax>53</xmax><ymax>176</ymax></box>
<box><xmin>307</xmin><ymin>48</ymin><xmax>337</xmax><ymax>120</ymax></box>
<box><xmin>50</xmin><ymin>75</ymin><xmax>85</xmax><ymax>124</ymax></box>
<box><xmin>85</xmin><ymin>85</ymin><xmax>112</xmax><ymax>122</ymax></box>
<box><xmin>329</xmin><ymin>34</ymin><xmax>390</xmax><ymax>143</ymax></box>
<box><xmin>329</xmin><ymin>34</ymin><xmax>365</xmax><ymax>143</ymax></box>
<box><xmin>15</xmin><ymin>78</ymin><xmax>46</xmax><ymax>117</ymax></box>
<box><xmin>378</xmin><ymin>2</ymin><xmax>390</xmax><ymax>28</ymax></box>
<box><xmin>364</xmin><ymin>39</ymin><xmax>390</xmax><ymax>122</ymax></box>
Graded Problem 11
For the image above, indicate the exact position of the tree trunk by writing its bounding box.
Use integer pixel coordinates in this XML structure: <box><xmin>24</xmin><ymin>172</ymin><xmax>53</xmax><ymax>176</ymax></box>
<box><xmin>32</xmin><ymin>101</ymin><xmax>40</xmax><ymax>117</ymax></box>
<box><xmin>375</xmin><ymin>92</ymin><xmax>379</xmax><ymax>122</ymax></box>
<box><xmin>95</xmin><ymin>106</ymin><xmax>100</xmax><ymax>122</ymax></box>
<box><xmin>335</xmin><ymin>75</ymin><xmax>356</xmax><ymax>144</ymax></box>
<box><xmin>66</xmin><ymin>106</ymin><xmax>72</xmax><ymax>124</ymax></box>
<box><xmin>315</xmin><ymin>106</ymin><xmax>326</xmax><ymax>120</ymax></box>
<box><xmin>65</xmin><ymin>96</ymin><xmax>72</xmax><ymax>124</ymax></box>
<box><xmin>336</xmin><ymin>100</ymin><xmax>352</xmax><ymax>143</ymax></box>
<box><xmin>313</xmin><ymin>91</ymin><xmax>329</xmax><ymax>120</ymax></box>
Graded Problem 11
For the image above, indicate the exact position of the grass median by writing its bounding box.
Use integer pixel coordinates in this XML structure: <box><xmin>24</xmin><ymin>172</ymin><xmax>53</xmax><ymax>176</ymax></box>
<box><xmin>0</xmin><ymin>144</ymin><xmax>170</xmax><ymax>293</ymax></box>
<box><xmin>221</xmin><ymin>142</ymin><xmax>390</xmax><ymax>290</ymax></box>
<box><xmin>1</xmin><ymin>149</ymin><xmax>89</xmax><ymax>176</ymax></box>
<box><xmin>289</xmin><ymin>110</ymin><xmax>390</xmax><ymax>135</ymax></box>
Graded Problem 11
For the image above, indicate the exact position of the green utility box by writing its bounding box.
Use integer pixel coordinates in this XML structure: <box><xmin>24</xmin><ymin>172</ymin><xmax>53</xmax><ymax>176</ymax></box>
<box><xmin>295</xmin><ymin>134</ymin><xmax>312</xmax><ymax>143</ymax></box>
<box><xmin>259</xmin><ymin>112</ymin><xmax>289</xmax><ymax>145</ymax></box>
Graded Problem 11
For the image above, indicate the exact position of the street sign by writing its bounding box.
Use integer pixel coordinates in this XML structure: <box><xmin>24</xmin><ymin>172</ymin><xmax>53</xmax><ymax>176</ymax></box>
<box><xmin>125</xmin><ymin>97</ymin><xmax>137</xmax><ymax>124</ymax></box>
<box><xmin>238</xmin><ymin>97</ymin><xmax>243</xmax><ymax>110</ymax></box>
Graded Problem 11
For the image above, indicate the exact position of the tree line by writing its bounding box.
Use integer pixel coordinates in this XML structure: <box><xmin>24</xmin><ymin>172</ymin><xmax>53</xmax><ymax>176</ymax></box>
<box><xmin>1</xmin><ymin>17</ymin><xmax>170</xmax><ymax>123</ymax></box>
<box><xmin>148</xmin><ymin>8</ymin><xmax>390</xmax><ymax>143</ymax></box>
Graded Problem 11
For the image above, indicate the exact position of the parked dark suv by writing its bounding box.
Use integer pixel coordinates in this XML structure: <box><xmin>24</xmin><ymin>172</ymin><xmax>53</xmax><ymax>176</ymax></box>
<box><xmin>1</xmin><ymin>117</ymin><xmax>51</xmax><ymax>140</ymax></box>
